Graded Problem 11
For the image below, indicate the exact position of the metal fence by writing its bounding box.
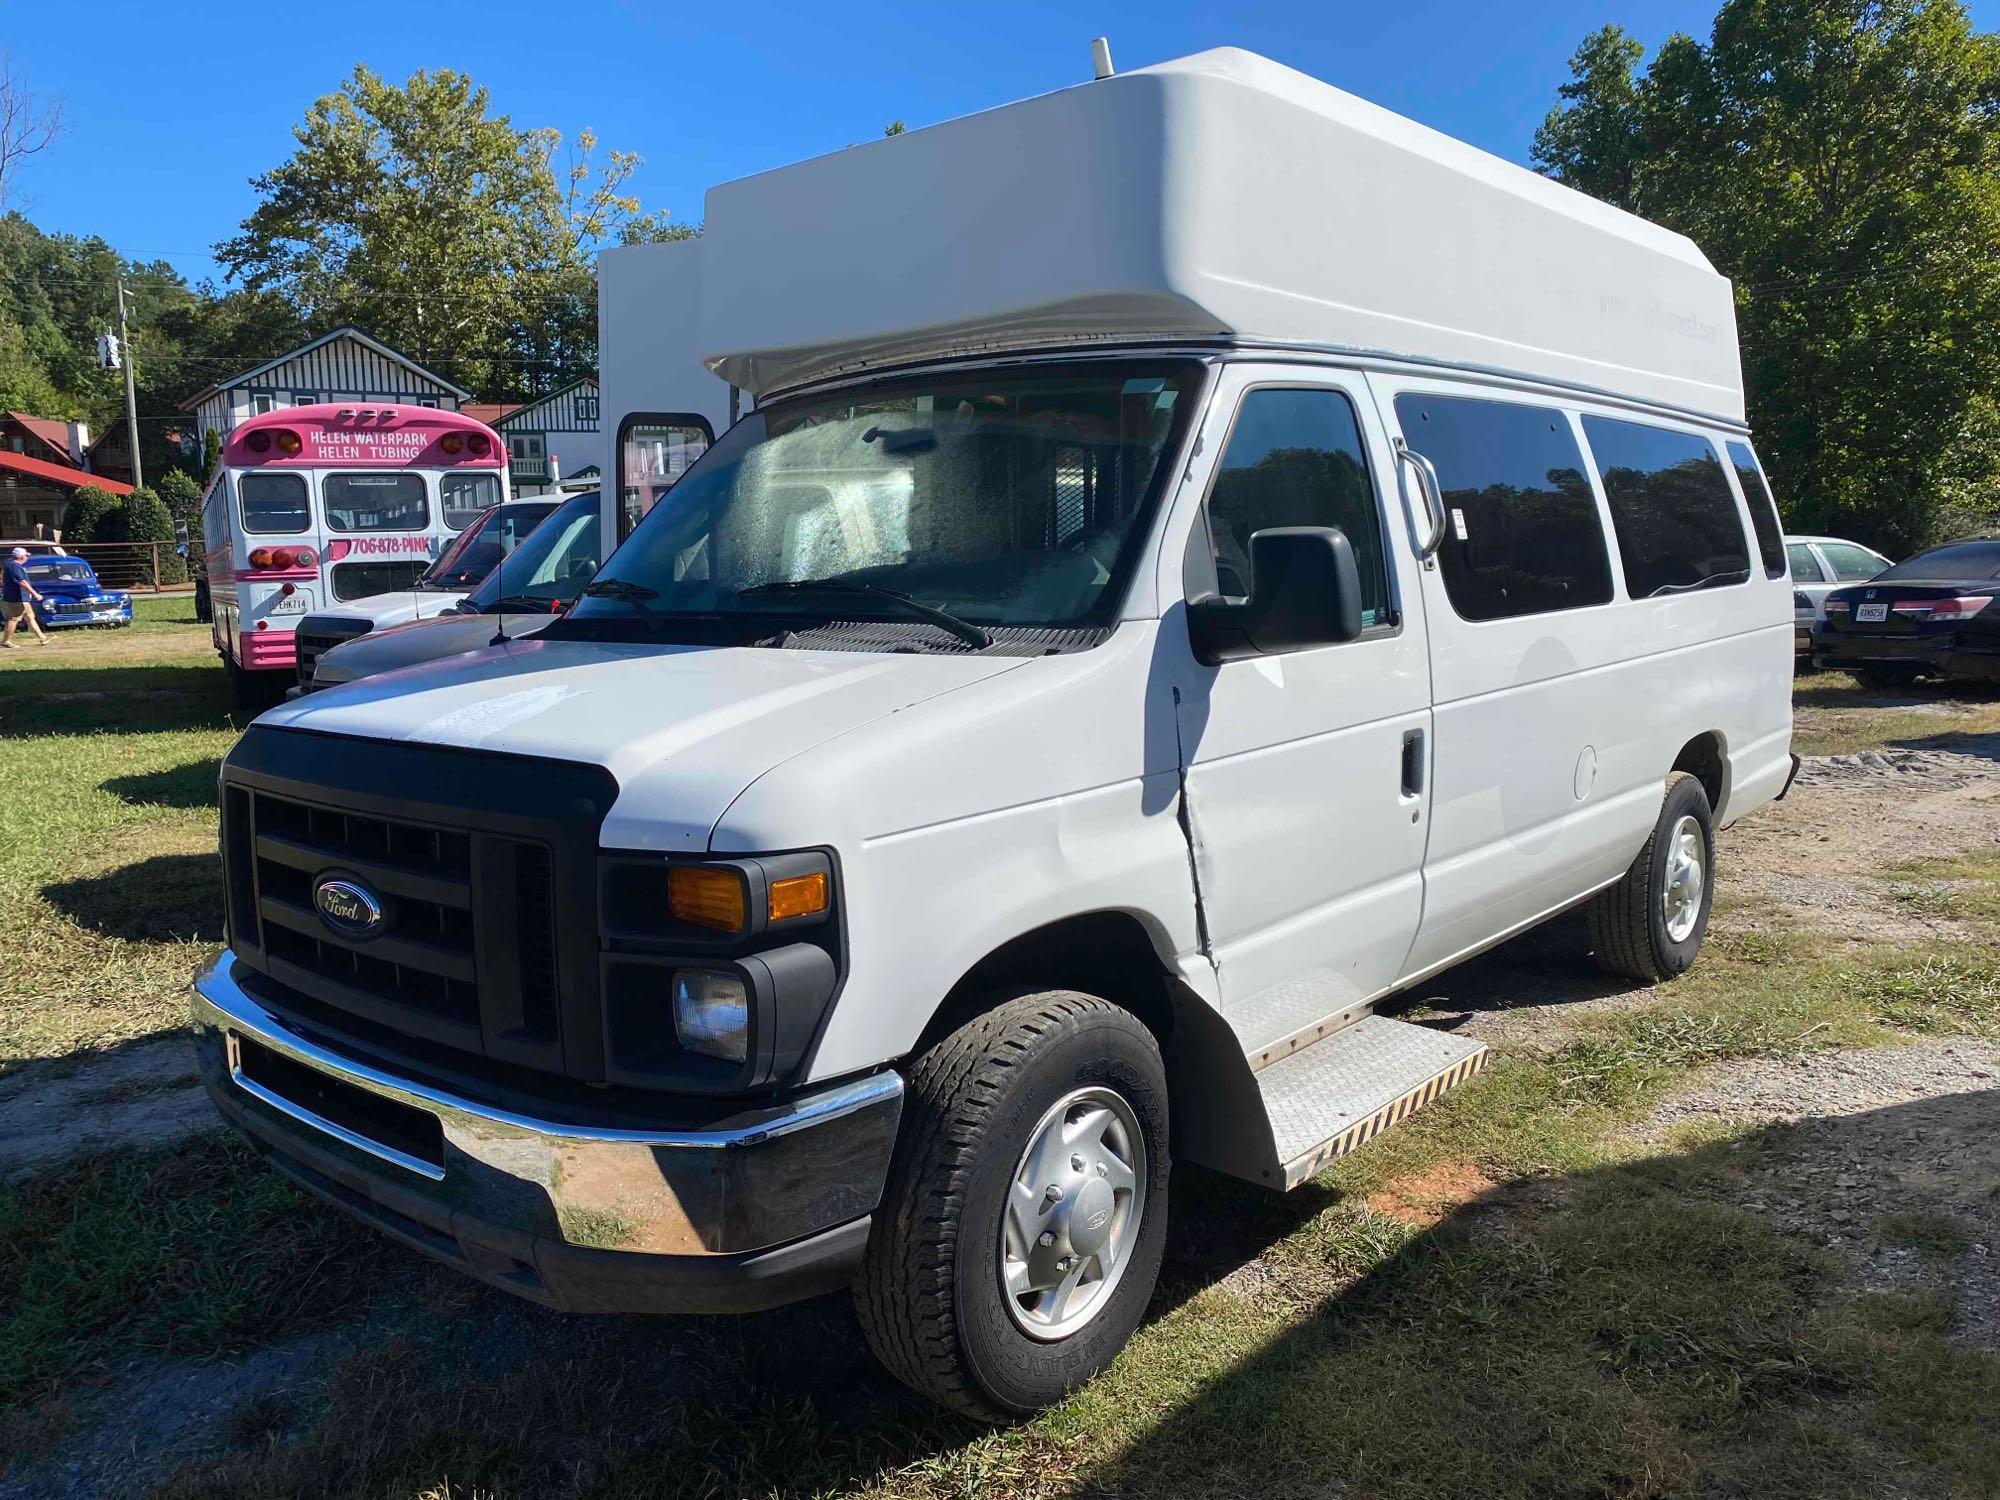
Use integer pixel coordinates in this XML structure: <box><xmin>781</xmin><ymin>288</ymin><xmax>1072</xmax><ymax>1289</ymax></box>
<box><xmin>0</xmin><ymin>539</ymin><xmax>190</xmax><ymax>592</ymax></box>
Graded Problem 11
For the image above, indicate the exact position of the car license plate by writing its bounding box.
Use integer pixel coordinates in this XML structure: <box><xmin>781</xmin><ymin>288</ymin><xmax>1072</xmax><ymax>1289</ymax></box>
<box><xmin>1856</xmin><ymin>602</ymin><xmax>1888</xmax><ymax>622</ymax></box>
<box><xmin>268</xmin><ymin>592</ymin><xmax>311</xmax><ymax>615</ymax></box>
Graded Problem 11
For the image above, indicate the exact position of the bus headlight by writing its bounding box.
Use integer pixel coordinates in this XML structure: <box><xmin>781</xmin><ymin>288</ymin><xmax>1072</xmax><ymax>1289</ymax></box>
<box><xmin>672</xmin><ymin>969</ymin><xmax>750</xmax><ymax>1063</ymax></box>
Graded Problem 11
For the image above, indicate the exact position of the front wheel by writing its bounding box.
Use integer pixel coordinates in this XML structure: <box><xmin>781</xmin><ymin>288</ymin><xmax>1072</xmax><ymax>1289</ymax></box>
<box><xmin>854</xmin><ymin>991</ymin><xmax>1170</xmax><ymax>1420</ymax></box>
<box><xmin>1588</xmin><ymin>771</ymin><xmax>1715</xmax><ymax>983</ymax></box>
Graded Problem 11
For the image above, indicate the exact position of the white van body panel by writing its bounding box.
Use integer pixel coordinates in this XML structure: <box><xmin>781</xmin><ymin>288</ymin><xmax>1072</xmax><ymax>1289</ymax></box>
<box><xmin>259</xmin><ymin>640</ymin><xmax>1029</xmax><ymax>854</ymax></box>
<box><xmin>699</xmin><ymin>48</ymin><xmax>1742</xmax><ymax>421</ymax></box>
<box><xmin>1365</xmin><ymin>373</ymin><xmax>1794</xmax><ymax>976</ymax></box>
<box><xmin>710</xmin><ymin>620</ymin><xmax>1211</xmax><ymax>1079</ymax></box>
<box><xmin>599</xmin><ymin>239</ymin><xmax>737</xmax><ymax>445</ymax></box>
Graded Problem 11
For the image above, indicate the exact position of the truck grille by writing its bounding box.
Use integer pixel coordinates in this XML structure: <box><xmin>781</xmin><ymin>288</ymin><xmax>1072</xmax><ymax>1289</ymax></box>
<box><xmin>296</xmin><ymin>618</ymin><xmax>374</xmax><ymax>685</ymax></box>
<box><xmin>219</xmin><ymin>727</ymin><xmax>618</xmax><ymax>1083</ymax></box>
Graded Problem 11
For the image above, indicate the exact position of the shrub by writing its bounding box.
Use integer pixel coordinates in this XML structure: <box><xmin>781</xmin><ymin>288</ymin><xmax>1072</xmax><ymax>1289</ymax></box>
<box><xmin>97</xmin><ymin>488</ymin><xmax>188</xmax><ymax>584</ymax></box>
<box><xmin>58</xmin><ymin>485</ymin><xmax>121</xmax><ymax>544</ymax></box>
<box><xmin>155</xmin><ymin>470</ymin><xmax>205</xmax><ymax>571</ymax></box>
<box><xmin>156</xmin><ymin>469</ymin><xmax>201</xmax><ymax>522</ymax></box>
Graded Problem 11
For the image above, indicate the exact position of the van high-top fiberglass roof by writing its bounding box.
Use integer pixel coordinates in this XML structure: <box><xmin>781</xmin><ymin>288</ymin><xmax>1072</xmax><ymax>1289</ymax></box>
<box><xmin>697</xmin><ymin>48</ymin><xmax>1743</xmax><ymax>423</ymax></box>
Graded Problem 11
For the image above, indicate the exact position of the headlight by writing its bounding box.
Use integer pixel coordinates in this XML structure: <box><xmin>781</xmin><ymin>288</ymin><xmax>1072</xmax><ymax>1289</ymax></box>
<box><xmin>672</xmin><ymin>968</ymin><xmax>751</xmax><ymax>1063</ymax></box>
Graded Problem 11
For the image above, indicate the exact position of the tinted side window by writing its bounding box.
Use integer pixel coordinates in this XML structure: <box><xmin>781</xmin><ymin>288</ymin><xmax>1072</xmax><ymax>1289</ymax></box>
<box><xmin>1393</xmin><ymin>394</ymin><xmax>1610</xmax><ymax>621</ymax></box>
<box><xmin>1204</xmin><ymin>388</ymin><xmax>1392</xmax><ymax>630</ymax></box>
<box><xmin>1786</xmin><ymin>543</ymin><xmax>1822</xmax><ymax>583</ymax></box>
<box><xmin>1584</xmin><ymin>418</ymin><xmax>1751</xmax><ymax>598</ymax></box>
<box><xmin>1724</xmin><ymin>440</ymin><xmax>1785</xmax><ymax>577</ymax></box>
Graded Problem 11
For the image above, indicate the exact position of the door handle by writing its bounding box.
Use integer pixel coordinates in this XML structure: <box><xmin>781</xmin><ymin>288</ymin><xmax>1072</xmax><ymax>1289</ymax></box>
<box><xmin>1401</xmin><ymin>728</ymin><xmax>1426</xmax><ymax>798</ymax></box>
<box><xmin>1392</xmin><ymin>438</ymin><xmax>1447</xmax><ymax>560</ymax></box>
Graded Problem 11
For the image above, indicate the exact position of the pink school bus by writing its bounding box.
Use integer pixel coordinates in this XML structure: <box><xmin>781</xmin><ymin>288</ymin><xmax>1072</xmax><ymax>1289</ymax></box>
<box><xmin>201</xmin><ymin>404</ymin><xmax>510</xmax><ymax>706</ymax></box>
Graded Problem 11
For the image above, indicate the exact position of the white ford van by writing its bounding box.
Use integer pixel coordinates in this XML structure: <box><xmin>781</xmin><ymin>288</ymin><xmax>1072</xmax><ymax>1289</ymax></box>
<box><xmin>192</xmin><ymin>48</ymin><xmax>1796</xmax><ymax>1419</ymax></box>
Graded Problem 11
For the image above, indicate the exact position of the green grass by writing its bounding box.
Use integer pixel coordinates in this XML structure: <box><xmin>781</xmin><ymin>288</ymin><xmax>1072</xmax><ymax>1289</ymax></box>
<box><xmin>145</xmin><ymin>1128</ymin><xmax>2000</xmax><ymax>1500</ymax></box>
<box><xmin>1873</xmin><ymin>1208</ymin><xmax>1974</xmax><ymax>1263</ymax></box>
<box><xmin>6</xmin><ymin>618</ymin><xmax>2000</xmax><ymax>1498</ymax></box>
<box><xmin>1788</xmin><ymin>670</ymin><xmax>2000</xmax><ymax>756</ymax></box>
<box><xmin>0</xmin><ymin>596</ymin><xmax>238</xmax><ymax>1070</ymax></box>
<box><xmin>0</xmin><ymin>1134</ymin><xmax>415</xmax><ymax>1405</ymax></box>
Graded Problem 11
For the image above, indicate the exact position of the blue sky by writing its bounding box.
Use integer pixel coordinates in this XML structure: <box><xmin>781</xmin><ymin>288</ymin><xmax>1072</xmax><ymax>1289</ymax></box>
<box><xmin>7</xmin><ymin>0</ymin><xmax>1997</xmax><ymax>288</ymax></box>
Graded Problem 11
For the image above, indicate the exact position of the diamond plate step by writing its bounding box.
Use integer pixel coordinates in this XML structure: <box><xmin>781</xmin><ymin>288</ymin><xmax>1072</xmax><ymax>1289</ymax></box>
<box><xmin>1257</xmin><ymin>1015</ymin><xmax>1488</xmax><ymax>1189</ymax></box>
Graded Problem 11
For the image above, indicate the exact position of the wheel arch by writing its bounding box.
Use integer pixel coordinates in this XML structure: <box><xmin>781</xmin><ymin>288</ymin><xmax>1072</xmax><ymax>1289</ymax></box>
<box><xmin>1670</xmin><ymin>730</ymin><xmax>1729</xmax><ymax>817</ymax></box>
<box><xmin>912</xmin><ymin>909</ymin><xmax>1185</xmax><ymax>1057</ymax></box>
<box><xmin>907</xmin><ymin>909</ymin><xmax>1274</xmax><ymax>1184</ymax></box>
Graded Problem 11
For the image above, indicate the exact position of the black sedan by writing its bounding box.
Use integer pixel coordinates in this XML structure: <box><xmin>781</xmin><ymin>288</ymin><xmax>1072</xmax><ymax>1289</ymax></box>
<box><xmin>1813</xmin><ymin>538</ymin><xmax>2000</xmax><ymax>687</ymax></box>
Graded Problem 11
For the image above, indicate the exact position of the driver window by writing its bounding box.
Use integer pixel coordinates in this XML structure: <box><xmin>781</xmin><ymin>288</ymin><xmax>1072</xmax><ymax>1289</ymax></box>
<box><xmin>1202</xmin><ymin>387</ymin><xmax>1392</xmax><ymax>629</ymax></box>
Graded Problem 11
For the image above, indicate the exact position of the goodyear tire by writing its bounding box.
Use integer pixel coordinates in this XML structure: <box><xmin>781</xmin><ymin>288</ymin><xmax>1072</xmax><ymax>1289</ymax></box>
<box><xmin>1588</xmin><ymin>771</ymin><xmax>1715</xmax><ymax>983</ymax></box>
<box><xmin>854</xmin><ymin>990</ymin><xmax>1169</xmax><ymax>1420</ymax></box>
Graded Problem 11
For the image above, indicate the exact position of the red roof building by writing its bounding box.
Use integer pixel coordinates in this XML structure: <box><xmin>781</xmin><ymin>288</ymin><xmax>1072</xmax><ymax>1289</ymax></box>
<box><xmin>0</xmin><ymin>449</ymin><xmax>134</xmax><ymax>541</ymax></box>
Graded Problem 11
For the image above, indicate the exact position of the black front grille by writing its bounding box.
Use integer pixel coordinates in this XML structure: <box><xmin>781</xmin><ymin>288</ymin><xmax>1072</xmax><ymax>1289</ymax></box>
<box><xmin>297</xmin><ymin>618</ymin><xmax>373</xmax><ymax>683</ymax></box>
<box><xmin>219</xmin><ymin>726</ymin><xmax>618</xmax><ymax>1084</ymax></box>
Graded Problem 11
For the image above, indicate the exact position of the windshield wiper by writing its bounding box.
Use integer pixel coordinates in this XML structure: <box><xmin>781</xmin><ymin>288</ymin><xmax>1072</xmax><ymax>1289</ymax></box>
<box><xmin>736</xmin><ymin>579</ymin><xmax>992</xmax><ymax>649</ymax></box>
<box><xmin>485</xmin><ymin>593</ymin><xmax>562</xmax><ymax>615</ymax></box>
<box><xmin>581</xmin><ymin>578</ymin><xmax>661</xmax><ymax>609</ymax></box>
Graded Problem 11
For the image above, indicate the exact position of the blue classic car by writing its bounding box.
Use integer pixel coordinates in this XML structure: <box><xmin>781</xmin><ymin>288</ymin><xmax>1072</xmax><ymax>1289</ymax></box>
<box><xmin>25</xmin><ymin>555</ymin><xmax>133</xmax><ymax>628</ymax></box>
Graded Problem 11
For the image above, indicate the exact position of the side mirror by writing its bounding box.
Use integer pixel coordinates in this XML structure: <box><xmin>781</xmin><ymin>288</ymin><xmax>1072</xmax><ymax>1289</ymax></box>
<box><xmin>1189</xmin><ymin>526</ymin><xmax>1365</xmax><ymax>665</ymax></box>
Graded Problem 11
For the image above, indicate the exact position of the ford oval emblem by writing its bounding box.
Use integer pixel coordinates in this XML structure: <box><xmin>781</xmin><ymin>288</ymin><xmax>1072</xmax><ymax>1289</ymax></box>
<box><xmin>314</xmin><ymin>876</ymin><xmax>384</xmax><ymax>937</ymax></box>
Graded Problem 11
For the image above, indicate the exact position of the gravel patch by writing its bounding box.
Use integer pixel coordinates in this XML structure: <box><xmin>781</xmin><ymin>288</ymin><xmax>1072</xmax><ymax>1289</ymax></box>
<box><xmin>1718</xmin><ymin>743</ymin><xmax>2000</xmax><ymax>945</ymax></box>
<box><xmin>1639</xmin><ymin>1039</ymin><xmax>2000</xmax><ymax>1348</ymax></box>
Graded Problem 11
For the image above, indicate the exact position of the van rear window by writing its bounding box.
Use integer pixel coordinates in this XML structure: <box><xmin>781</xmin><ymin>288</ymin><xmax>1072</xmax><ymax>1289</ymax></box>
<box><xmin>1584</xmin><ymin>418</ymin><xmax>1751</xmax><ymax>599</ymax></box>
<box><xmin>1724</xmin><ymin>441</ymin><xmax>1786</xmax><ymax>578</ymax></box>
<box><xmin>1392</xmin><ymin>394</ymin><xmax>1611</xmax><ymax>622</ymax></box>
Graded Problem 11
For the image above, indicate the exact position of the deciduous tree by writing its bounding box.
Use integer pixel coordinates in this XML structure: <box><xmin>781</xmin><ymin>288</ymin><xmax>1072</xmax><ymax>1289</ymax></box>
<box><xmin>218</xmin><ymin>67</ymin><xmax>690</xmax><ymax>401</ymax></box>
<box><xmin>1534</xmin><ymin>0</ymin><xmax>2000</xmax><ymax>553</ymax></box>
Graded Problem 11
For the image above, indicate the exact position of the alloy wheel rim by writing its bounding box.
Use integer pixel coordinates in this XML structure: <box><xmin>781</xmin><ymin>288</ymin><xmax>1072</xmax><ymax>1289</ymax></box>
<box><xmin>1662</xmin><ymin>814</ymin><xmax>1706</xmax><ymax>943</ymax></box>
<box><xmin>998</xmin><ymin>1085</ymin><xmax>1146</xmax><ymax>1341</ymax></box>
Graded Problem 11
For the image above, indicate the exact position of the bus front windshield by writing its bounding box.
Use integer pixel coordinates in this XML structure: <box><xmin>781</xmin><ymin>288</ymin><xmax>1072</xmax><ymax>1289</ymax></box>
<box><xmin>561</xmin><ymin>359</ymin><xmax>1202</xmax><ymax>645</ymax></box>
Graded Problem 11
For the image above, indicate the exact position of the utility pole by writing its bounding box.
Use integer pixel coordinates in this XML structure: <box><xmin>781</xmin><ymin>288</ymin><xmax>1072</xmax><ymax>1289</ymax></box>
<box><xmin>117</xmin><ymin>280</ymin><xmax>143</xmax><ymax>491</ymax></box>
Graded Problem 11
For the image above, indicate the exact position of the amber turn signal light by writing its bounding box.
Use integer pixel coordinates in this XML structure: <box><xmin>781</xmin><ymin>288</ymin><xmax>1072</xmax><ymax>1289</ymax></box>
<box><xmin>769</xmin><ymin>871</ymin><xmax>829</xmax><ymax>922</ymax></box>
<box><xmin>668</xmin><ymin>866</ymin><xmax>748</xmax><ymax>933</ymax></box>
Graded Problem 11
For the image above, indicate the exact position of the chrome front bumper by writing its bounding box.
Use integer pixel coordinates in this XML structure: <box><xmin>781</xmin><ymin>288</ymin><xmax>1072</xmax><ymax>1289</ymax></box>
<box><xmin>191</xmin><ymin>951</ymin><xmax>903</xmax><ymax>1313</ymax></box>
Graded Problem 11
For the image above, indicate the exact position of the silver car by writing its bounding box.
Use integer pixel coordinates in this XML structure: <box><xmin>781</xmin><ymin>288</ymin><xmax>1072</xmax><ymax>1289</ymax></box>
<box><xmin>305</xmin><ymin>490</ymin><xmax>602</xmax><ymax>692</ymax></box>
<box><xmin>1788</xmin><ymin>534</ymin><xmax>1892</xmax><ymax>654</ymax></box>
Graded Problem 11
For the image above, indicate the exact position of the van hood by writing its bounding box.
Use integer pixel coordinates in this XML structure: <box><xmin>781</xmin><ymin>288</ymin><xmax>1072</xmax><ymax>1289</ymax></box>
<box><xmin>257</xmin><ymin>636</ymin><xmax>1029</xmax><ymax>851</ymax></box>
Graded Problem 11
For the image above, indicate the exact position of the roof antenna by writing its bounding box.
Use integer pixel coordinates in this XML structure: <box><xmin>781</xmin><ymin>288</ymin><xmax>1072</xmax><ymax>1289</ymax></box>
<box><xmin>1091</xmin><ymin>36</ymin><xmax>1115</xmax><ymax>80</ymax></box>
<box><xmin>489</xmin><ymin>497</ymin><xmax>512</xmax><ymax>647</ymax></box>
